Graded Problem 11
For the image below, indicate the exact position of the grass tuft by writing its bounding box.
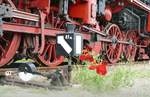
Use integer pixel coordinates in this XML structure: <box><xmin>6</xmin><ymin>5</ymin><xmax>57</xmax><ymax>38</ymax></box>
<box><xmin>71</xmin><ymin>64</ymin><xmax>150</xmax><ymax>92</ymax></box>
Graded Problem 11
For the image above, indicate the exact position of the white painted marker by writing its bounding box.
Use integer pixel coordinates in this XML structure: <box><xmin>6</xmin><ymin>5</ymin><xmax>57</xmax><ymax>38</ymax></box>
<box><xmin>57</xmin><ymin>36</ymin><xmax>72</xmax><ymax>54</ymax></box>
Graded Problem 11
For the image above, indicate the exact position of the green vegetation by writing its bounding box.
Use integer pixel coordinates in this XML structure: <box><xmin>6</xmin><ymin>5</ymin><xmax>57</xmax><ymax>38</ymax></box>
<box><xmin>71</xmin><ymin>63</ymin><xmax>150</xmax><ymax>92</ymax></box>
<box><xmin>15</xmin><ymin>59</ymin><xmax>34</xmax><ymax>63</ymax></box>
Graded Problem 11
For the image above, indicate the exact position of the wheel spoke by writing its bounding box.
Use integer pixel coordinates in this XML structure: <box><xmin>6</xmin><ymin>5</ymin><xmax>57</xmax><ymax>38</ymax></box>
<box><xmin>34</xmin><ymin>40</ymin><xmax>64</xmax><ymax>67</ymax></box>
<box><xmin>0</xmin><ymin>45</ymin><xmax>5</xmax><ymax>55</ymax></box>
<box><xmin>52</xmin><ymin>44</ymin><xmax>57</xmax><ymax>61</ymax></box>
<box><xmin>42</xmin><ymin>44</ymin><xmax>51</xmax><ymax>56</ymax></box>
<box><xmin>1</xmin><ymin>37</ymin><xmax>9</xmax><ymax>44</ymax></box>
<box><xmin>105</xmin><ymin>24</ymin><xmax>122</xmax><ymax>64</ymax></box>
<box><xmin>0</xmin><ymin>32</ymin><xmax>21</xmax><ymax>67</ymax></box>
<box><xmin>123</xmin><ymin>31</ymin><xmax>138</xmax><ymax>61</ymax></box>
<box><xmin>47</xmin><ymin>45</ymin><xmax>52</xmax><ymax>61</ymax></box>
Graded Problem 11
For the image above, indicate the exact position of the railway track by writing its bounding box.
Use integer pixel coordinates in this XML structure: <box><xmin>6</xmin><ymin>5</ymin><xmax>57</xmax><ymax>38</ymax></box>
<box><xmin>0</xmin><ymin>62</ymin><xmax>72</xmax><ymax>89</ymax></box>
<box><xmin>0</xmin><ymin>60</ymin><xmax>149</xmax><ymax>89</ymax></box>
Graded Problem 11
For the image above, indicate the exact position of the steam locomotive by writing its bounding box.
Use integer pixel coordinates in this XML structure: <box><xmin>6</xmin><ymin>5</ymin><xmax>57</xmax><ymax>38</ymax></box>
<box><xmin>0</xmin><ymin>0</ymin><xmax>150</xmax><ymax>69</ymax></box>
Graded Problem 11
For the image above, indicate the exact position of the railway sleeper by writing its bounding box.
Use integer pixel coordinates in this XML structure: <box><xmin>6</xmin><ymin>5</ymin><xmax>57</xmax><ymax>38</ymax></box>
<box><xmin>0</xmin><ymin>62</ymin><xmax>71</xmax><ymax>89</ymax></box>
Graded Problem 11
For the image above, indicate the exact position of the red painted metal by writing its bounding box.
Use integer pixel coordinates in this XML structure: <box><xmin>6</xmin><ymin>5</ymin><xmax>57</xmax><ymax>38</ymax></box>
<box><xmin>0</xmin><ymin>32</ymin><xmax>21</xmax><ymax>67</ymax></box>
<box><xmin>69</xmin><ymin>0</ymin><xmax>97</xmax><ymax>25</ymax></box>
<box><xmin>147</xmin><ymin>13</ymin><xmax>150</xmax><ymax>32</ymax></box>
<box><xmin>104</xmin><ymin>7</ymin><xmax>112</xmax><ymax>21</ymax></box>
<box><xmin>39</xmin><ymin>11</ymin><xmax>46</xmax><ymax>54</ymax></box>
<box><xmin>33</xmin><ymin>35</ymin><xmax>39</xmax><ymax>53</ymax></box>
<box><xmin>108</xmin><ymin>0</ymin><xmax>129</xmax><ymax>14</ymax></box>
<box><xmin>123</xmin><ymin>31</ymin><xmax>139</xmax><ymax>61</ymax></box>
<box><xmin>35</xmin><ymin>41</ymin><xmax>64</xmax><ymax>67</ymax></box>
<box><xmin>104</xmin><ymin>24</ymin><xmax>123</xmax><ymax>64</ymax></box>
<box><xmin>2</xmin><ymin>23</ymin><xmax>92</xmax><ymax>42</ymax></box>
<box><xmin>2</xmin><ymin>23</ymin><xmax>64</xmax><ymax>36</ymax></box>
<box><xmin>29</xmin><ymin>0</ymin><xmax>50</xmax><ymax>13</ymax></box>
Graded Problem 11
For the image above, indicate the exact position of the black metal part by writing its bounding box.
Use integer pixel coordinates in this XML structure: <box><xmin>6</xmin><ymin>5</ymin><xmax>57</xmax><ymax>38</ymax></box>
<box><xmin>67</xmin><ymin>56</ymin><xmax>72</xmax><ymax>83</ymax></box>
<box><xmin>113</xmin><ymin>8</ymin><xmax>139</xmax><ymax>31</ymax></box>
<box><xmin>141</xmin><ymin>0</ymin><xmax>150</xmax><ymax>5</ymax></box>
<box><xmin>0</xmin><ymin>64</ymin><xmax>71</xmax><ymax>88</ymax></box>
<box><xmin>70</xmin><ymin>0</ymin><xmax>76</xmax><ymax>4</ymax></box>
<box><xmin>97</xmin><ymin>0</ymin><xmax>106</xmax><ymax>15</ymax></box>
<box><xmin>0</xmin><ymin>4</ymin><xmax>12</xmax><ymax>36</ymax></box>
<box><xmin>112</xmin><ymin>7</ymin><xmax>150</xmax><ymax>37</ymax></box>
<box><xmin>56</xmin><ymin>33</ymin><xmax>83</xmax><ymax>57</ymax></box>
<box><xmin>49</xmin><ymin>69</ymin><xmax>65</xmax><ymax>86</ymax></box>
<box><xmin>0</xmin><ymin>18</ymin><xmax>3</xmax><ymax>36</ymax></box>
<box><xmin>66</xmin><ymin>23</ymin><xmax>76</xmax><ymax>33</ymax></box>
<box><xmin>18</xmin><ymin>62</ymin><xmax>37</xmax><ymax>73</ymax></box>
<box><xmin>17</xmin><ymin>62</ymin><xmax>45</xmax><ymax>76</ymax></box>
<box><xmin>111</xmin><ymin>36</ymin><xmax>118</xmax><ymax>44</ymax></box>
<box><xmin>145</xmin><ymin>44</ymin><xmax>150</xmax><ymax>58</ymax></box>
<box><xmin>59</xmin><ymin>0</ymin><xmax>69</xmax><ymax>16</ymax></box>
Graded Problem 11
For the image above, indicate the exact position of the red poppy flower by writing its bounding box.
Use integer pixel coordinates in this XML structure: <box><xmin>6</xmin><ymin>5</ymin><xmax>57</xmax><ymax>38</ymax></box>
<box><xmin>88</xmin><ymin>65</ymin><xmax>96</xmax><ymax>70</ymax></box>
<box><xmin>79</xmin><ymin>54</ymin><xmax>94</xmax><ymax>62</ymax></box>
<box><xmin>79</xmin><ymin>55</ymin><xmax>86</xmax><ymax>61</ymax></box>
<box><xmin>86</xmin><ymin>54</ymin><xmax>94</xmax><ymax>62</ymax></box>
<box><xmin>96</xmin><ymin>63</ymin><xmax>107</xmax><ymax>76</ymax></box>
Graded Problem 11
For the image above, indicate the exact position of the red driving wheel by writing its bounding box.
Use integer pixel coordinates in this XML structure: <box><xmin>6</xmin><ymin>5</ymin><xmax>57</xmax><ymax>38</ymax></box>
<box><xmin>0</xmin><ymin>32</ymin><xmax>21</xmax><ymax>67</ymax></box>
<box><xmin>104</xmin><ymin>24</ymin><xmax>123</xmax><ymax>64</ymax></box>
<box><xmin>35</xmin><ymin>40</ymin><xmax>64</xmax><ymax>67</ymax></box>
<box><xmin>123</xmin><ymin>30</ymin><xmax>138</xmax><ymax>61</ymax></box>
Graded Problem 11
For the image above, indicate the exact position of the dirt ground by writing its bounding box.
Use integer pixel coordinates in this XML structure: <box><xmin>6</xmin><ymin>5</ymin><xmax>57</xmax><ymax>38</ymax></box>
<box><xmin>1</xmin><ymin>64</ymin><xmax>150</xmax><ymax>97</ymax></box>
<box><xmin>0</xmin><ymin>78</ymin><xmax>150</xmax><ymax>97</ymax></box>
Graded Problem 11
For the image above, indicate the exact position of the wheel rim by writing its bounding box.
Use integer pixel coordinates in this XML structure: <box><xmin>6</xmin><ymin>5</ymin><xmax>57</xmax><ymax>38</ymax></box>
<box><xmin>32</xmin><ymin>12</ymin><xmax>65</xmax><ymax>67</ymax></box>
<box><xmin>0</xmin><ymin>32</ymin><xmax>21</xmax><ymax>67</ymax></box>
<box><xmin>123</xmin><ymin>31</ymin><xmax>138</xmax><ymax>61</ymax></box>
<box><xmin>105</xmin><ymin>24</ymin><xmax>123</xmax><ymax>64</ymax></box>
<box><xmin>35</xmin><ymin>40</ymin><xmax>64</xmax><ymax>67</ymax></box>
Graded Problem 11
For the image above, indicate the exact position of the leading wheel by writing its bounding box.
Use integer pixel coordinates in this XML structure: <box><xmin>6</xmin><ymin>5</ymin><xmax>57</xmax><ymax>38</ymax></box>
<box><xmin>104</xmin><ymin>24</ymin><xmax>123</xmax><ymax>64</ymax></box>
<box><xmin>0</xmin><ymin>32</ymin><xmax>21</xmax><ymax>67</ymax></box>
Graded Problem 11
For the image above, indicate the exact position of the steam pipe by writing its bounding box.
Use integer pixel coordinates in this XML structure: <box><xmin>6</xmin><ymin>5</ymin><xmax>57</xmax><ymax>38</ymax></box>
<box><xmin>130</xmin><ymin>0</ymin><xmax>150</xmax><ymax>12</ymax></box>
